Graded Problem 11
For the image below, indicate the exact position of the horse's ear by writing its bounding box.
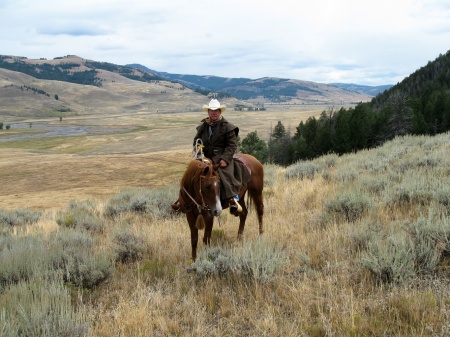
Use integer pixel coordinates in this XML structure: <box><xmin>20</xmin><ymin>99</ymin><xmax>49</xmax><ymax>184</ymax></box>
<box><xmin>202</xmin><ymin>166</ymin><xmax>211</xmax><ymax>176</ymax></box>
<box><xmin>213</xmin><ymin>164</ymin><xmax>220</xmax><ymax>171</ymax></box>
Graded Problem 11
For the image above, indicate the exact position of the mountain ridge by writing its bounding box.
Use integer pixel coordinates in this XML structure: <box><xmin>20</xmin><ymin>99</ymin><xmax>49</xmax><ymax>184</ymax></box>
<box><xmin>0</xmin><ymin>54</ymin><xmax>377</xmax><ymax>119</ymax></box>
<box><xmin>127</xmin><ymin>63</ymin><xmax>388</xmax><ymax>102</ymax></box>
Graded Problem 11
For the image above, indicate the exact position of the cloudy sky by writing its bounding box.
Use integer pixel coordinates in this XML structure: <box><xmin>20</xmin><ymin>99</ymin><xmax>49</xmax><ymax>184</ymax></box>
<box><xmin>1</xmin><ymin>0</ymin><xmax>449</xmax><ymax>85</ymax></box>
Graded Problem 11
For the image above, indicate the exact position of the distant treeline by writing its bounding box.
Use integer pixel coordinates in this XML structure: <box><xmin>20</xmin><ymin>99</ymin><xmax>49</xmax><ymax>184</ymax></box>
<box><xmin>242</xmin><ymin>51</ymin><xmax>450</xmax><ymax>165</ymax></box>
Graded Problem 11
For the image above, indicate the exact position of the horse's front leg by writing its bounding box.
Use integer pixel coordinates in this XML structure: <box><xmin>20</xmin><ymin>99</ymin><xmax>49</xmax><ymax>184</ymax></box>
<box><xmin>187</xmin><ymin>213</ymin><xmax>198</xmax><ymax>261</ymax></box>
<box><xmin>203</xmin><ymin>215</ymin><xmax>214</xmax><ymax>246</ymax></box>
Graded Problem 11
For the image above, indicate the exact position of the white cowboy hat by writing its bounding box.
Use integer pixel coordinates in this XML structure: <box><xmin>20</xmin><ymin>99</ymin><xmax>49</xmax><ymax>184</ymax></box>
<box><xmin>202</xmin><ymin>99</ymin><xmax>227</xmax><ymax>112</ymax></box>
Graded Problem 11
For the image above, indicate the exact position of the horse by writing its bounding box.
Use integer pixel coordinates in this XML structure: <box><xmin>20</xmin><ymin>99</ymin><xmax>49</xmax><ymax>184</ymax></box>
<box><xmin>177</xmin><ymin>154</ymin><xmax>264</xmax><ymax>261</ymax></box>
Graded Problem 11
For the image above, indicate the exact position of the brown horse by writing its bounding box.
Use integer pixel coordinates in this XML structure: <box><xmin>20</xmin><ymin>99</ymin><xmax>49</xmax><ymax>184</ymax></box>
<box><xmin>177</xmin><ymin>154</ymin><xmax>264</xmax><ymax>261</ymax></box>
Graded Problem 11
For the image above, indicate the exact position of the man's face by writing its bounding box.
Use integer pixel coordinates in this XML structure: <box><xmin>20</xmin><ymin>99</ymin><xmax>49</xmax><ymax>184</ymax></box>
<box><xmin>208</xmin><ymin>109</ymin><xmax>221</xmax><ymax>122</ymax></box>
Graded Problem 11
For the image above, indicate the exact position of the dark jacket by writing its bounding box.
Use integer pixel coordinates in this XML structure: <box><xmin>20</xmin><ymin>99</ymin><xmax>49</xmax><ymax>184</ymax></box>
<box><xmin>194</xmin><ymin>117</ymin><xmax>242</xmax><ymax>201</ymax></box>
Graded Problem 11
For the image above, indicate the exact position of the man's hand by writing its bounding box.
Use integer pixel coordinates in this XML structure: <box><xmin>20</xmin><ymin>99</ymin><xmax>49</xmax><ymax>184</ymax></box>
<box><xmin>220</xmin><ymin>160</ymin><xmax>228</xmax><ymax>167</ymax></box>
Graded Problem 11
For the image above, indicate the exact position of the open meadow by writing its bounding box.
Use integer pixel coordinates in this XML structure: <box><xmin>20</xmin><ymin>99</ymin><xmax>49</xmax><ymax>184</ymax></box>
<box><xmin>1</xmin><ymin>105</ymin><xmax>450</xmax><ymax>336</ymax></box>
<box><xmin>0</xmin><ymin>105</ymin><xmax>323</xmax><ymax>210</ymax></box>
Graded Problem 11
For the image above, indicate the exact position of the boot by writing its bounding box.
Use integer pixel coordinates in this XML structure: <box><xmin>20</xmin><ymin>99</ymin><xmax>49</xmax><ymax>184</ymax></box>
<box><xmin>229</xmin><ymin>197</ymin><xmax>242</xmax><ymax>213</ymax></box>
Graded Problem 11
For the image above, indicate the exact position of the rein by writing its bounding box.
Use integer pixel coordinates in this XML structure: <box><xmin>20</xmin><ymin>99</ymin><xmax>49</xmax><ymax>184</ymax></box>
<box><xmin>182</xmin><ymin>176</ymin><xmax>209</xmax><ymax>214</ymax></box>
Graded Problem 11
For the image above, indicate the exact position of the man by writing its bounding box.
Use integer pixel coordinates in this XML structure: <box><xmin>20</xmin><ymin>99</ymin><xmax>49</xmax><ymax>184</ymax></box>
<box><xmin>194</xmin><ymin>98</ymin><xmax>242</xmax><ymax>213</ymax></box>
<box><xmin>172</xmin><ymin>98</ymin><xmax>243</xmax><ymax>213</ymax></box>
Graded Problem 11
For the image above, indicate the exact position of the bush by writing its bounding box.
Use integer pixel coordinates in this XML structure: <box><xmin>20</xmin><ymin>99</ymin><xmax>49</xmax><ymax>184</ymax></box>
<box><xmin>190</xmin><ymin>239</ymin><xmax>288</xmax><ymax>283</ymax></box>
<box><xmin>360</xmin><ymin>232</ymin><xmax>416</xmax><ymax>284</ymax></box>
<box><xmin>0</xmin><ymin>275</ymin><xmax>90</xmax><ymax>336</ymax></box>
<box><xmin>358</xmin><ymin>214</ymin><xmax>450</xmax><ymax>284</ymax></box>
<box><xmin>50</xmin><ymin>229</ymin><xmax>114</xmax><ymax>289</ymax></box>
<box><xmin>0</xmin><ymin>209</ymin><xmax>42</xmax><ymax>227</ymax></box>
<box><xmin>1</xmin><ymin>227</ymin><xmax>114</xmax><ymax>290</ymax></box>
<box><xmin>405</xmin><ymin>215</ymin><xmax>450</xmax><ymax>273</ymax></box>
<box><xmin>56</xmin><ymin>200</ymin><xmax>104</xmax><ymax>233</ymax></box>
<box><xmin>324</xmin><ymin>194</ymin><xmax>372</xmax><ymax>222</ymax></box>
<box><xmin>285</xmin><ymin>161</ymin><xmax>322</xmax><ymax>180</ymax></box>
<box><xmin>0</xmin><ymin>234</ymin><xmax>53</xmax><ymax>286</ymax></box>
<box><xmin>104</xmin><ymin>186</ymin><xmax>179</xmax><ymax>219</ymax></box>
<box><xmin>113</xmin><ymin>230</ymin><xmax>147</xmax><ymax>263</ymax></box>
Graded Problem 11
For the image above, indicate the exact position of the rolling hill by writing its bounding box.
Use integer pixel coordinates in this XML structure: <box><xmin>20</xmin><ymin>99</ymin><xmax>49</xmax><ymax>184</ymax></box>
<box><xmin>0</xmin><ymin>54</ymin><xmax>373</xmax><ymax>122</ymax></box>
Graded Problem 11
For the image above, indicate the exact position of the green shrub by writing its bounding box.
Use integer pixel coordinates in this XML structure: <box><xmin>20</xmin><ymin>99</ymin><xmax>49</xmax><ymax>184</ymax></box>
<box><xmin>56</xmin><ymin>200</ymin><xmax>104</xmax><ymax>233</ymax></box>
<box><xmin>0</xmin><ymin>275</ymin><xmax>90</xmax><ymax>336</ymax></box>
<box><xmin>1</xmin><ymin>227</ymin><xmax>114</xmax><ymax>290</ymax></box>
<box><xmin>50</xmin><ymin>229</ymin><xmax>114</xmax><ymax>289</ymax></box>
<box><xmin>324</xmin><ymin>194</ymin><xmax>372</xmax><ymax>222</ymax></box>
<box><xmin>360</xmin><ymin>177</ymin><xmax>387</xmax><ymax>194</ymax></box>
<box><xmin>113</xmin><ymin>230</ymin><xmax>147</xmax><ymax>263</ymax></box>
<box><xmin>348</xmin><ymin>221</ymin><xmax>384</xmax><ymax>252</ymax></box>
<box><xmin>190</xmin><ymin>239</ymin><xmax>288</xmax><ymax>283</ymax></box>
<box><xmin>104</xmin><ymin>186</ymin><xmax>179</xmax><ymax>219</ymax></box>
<box><xmin>405</xmin><ymin>215</ymin><xmax>450</xmax><ymax>273</ymax></box>
<box><xmin>335</xmin><ymin>169</ymin><xmax>358</xmax><ymax>183</ymax></box>
<box><xmin>359</xmin><ymin>214</ymin><xmax>450</xmax><ymax>284</ymax></box>
<box><xmin>0</xmin><ymin>209</ymin><xmax>42</xmax><ymax>227</ymax></box>
<box><xmin>0</xmin><ymin>235</ymin><xmax>52</xmax><ymax>286</ymax></box>
<box><xmin>285</xmin><ymin>161</ymin><xmax>321</xmax><ymax>180</ymax></box>
<box><xmin>360</xmin><ymin>232</ymin><xmax>416</xmax><ymax>284</ymax></box>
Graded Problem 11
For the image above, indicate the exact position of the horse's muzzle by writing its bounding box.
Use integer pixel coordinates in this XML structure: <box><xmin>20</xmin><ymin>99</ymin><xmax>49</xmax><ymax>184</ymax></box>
<box><xmin>208</xmin><ymin>207</ymin><xmax>222</xmax><ymax>217</ymax></box>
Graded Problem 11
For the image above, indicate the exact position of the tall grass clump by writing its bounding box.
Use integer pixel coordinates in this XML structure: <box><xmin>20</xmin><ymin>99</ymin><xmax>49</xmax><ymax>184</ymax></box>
<box><xmin>190</xmin><ymin>239</ymin><xmax>288</xmax><ymax>283</ymax></box>
<box><xmin>56</xmin><ymin>199</ymin><xmax>104</xmax><ymax>233</ymax></box>
<box><xmin>104</xmin><ymin>185</ymin><xmax>179</xmax><ymax>219</ymax></box>
<box><xmin>0</xmin><ymin>275</ymin><xmax>90</xmax><ymax>337</ymax></box>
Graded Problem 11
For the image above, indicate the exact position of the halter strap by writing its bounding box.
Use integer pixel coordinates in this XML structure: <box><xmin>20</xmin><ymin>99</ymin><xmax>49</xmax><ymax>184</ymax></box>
<box><xmin>182</xmin><ymin>174</ymin><xmax>209</xmax><ymax>214</ymax></box>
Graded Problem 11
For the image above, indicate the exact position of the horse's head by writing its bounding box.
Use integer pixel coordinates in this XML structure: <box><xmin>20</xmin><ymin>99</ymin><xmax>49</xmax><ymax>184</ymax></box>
<box><xmin>181</xmin><ymin>160</ymin><xmax>222</xmax><ymax>218</ymax></box>
<box><xmin>200</xmin><ymin>165</ymin><xmax>222</xmax><ymax>216</ymax></box>
<box><xmin>199</xmin><ymin>163</ymin><xmax>222</xmax><ymax>217</ymax></box>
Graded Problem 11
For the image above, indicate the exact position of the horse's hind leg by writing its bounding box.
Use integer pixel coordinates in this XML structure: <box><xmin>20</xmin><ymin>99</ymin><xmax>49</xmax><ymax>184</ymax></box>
<box><xmin>251</xmin><ymin>190</ymin><xmax>264</xmax><ymax>235</ymax></box>
<box><xmin>237</xmin><ymin>201</ymin><xmax>248</xmax><ymax>239</ymax></box>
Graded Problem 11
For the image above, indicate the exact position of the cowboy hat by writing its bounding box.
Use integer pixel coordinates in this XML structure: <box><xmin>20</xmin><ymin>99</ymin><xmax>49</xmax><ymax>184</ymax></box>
<box><xmin>202</xmin><ymin>99</ymin><xmax>227</xmax><ymax>112</ymax></box>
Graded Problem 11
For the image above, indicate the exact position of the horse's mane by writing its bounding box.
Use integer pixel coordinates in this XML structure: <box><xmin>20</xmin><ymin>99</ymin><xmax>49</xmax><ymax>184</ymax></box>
<box><xmin>181</xmin><ymin>159</ymin><xmax>217</xmax><ymax>188</ymax></box>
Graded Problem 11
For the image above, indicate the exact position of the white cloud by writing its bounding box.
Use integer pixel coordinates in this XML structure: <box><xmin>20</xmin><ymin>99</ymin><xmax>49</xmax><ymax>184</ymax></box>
<box><xmin>1</xmin><ymin>0</ymin><xmax>449</xmax><ymax>85</ymax></box>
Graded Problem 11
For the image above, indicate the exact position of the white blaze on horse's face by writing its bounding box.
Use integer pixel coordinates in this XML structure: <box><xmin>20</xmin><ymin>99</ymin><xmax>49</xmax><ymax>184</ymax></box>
<box><xmin>211</xmin><ymin>180</ymin><xmax>222</xmax><ymax>217</ymax></box>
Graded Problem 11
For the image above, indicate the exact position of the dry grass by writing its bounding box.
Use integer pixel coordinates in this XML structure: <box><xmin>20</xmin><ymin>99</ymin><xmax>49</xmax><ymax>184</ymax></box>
<box><xmin>83</xmin><ymin>134</ymin><xmax>450</xmax><ymax>336</ymax></box>
<box><xmin>2</xmin><ymin>104</ymin><xmax>449</xmax><ymax>336</ymax></box>
<box><xmin>0</xmin><ymin>106</ymin><xmax>322</xmax><ymax>210</ymax></box>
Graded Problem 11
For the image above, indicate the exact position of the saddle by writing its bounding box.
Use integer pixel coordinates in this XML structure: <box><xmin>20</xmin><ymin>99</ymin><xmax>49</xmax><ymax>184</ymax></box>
<box><xmin>233</xmin><ymin>155</ymin><xmax>252</xmax><ymax>176</ymax></box>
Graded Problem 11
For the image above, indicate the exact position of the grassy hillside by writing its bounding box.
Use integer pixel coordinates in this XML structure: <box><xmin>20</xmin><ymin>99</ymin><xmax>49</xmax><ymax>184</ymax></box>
<box><xmin>1</xmin><ymin>132</ymin><xmax>449</xmax><ymax>336</ymax></box>
<box><xmin>0</xmin><ymin>66</ymin><xmax>219</xmax><ymax>121</ymax></box>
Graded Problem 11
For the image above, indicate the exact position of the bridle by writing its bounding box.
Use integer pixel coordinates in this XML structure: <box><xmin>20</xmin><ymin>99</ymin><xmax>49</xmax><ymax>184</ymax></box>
<box><xmin>182</xmin><ymin>168</ymin><xmax>219</xmax><ymax>213</ymax></box>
